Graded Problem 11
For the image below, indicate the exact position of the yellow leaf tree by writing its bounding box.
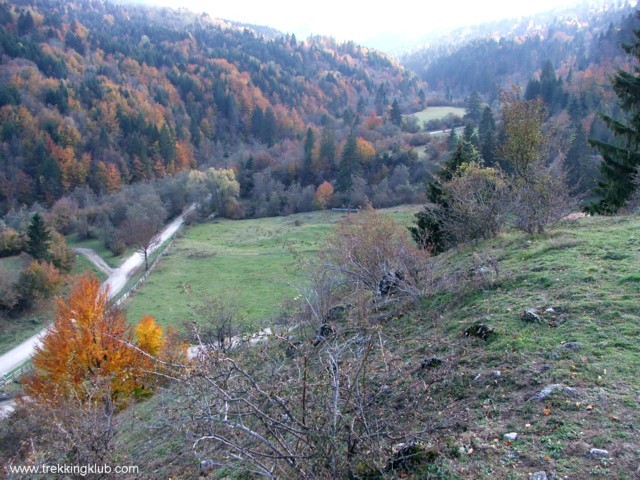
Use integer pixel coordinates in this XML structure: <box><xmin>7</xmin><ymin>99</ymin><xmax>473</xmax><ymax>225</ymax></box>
<box><xmin>135</xmin><ymin>315</ymin><xmax>165</xmax><ymax>356</ymax></box>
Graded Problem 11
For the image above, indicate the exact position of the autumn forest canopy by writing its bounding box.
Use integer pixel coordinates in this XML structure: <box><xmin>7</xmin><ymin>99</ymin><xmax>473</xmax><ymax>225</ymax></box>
<box><xmin>0</xmin><ymin>0</ymin><xmax>637</xmax><ymax>225</ymax></box>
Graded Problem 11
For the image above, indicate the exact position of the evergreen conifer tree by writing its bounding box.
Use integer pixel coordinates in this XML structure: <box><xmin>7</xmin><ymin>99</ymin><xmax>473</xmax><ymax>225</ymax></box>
<box><xmin>390</xmin><ymin>99</ymin><xmax>403</xmax><ymax>126</ymax></box>
<box><xmin>26</xmin><ymin>213</ymin><xmax>51</xmax><ymax>261</ymax></box>
<box><xmin>589</xmin><ymin>15</ymin><xmax>640</xmax><ymax>213</ymax></box>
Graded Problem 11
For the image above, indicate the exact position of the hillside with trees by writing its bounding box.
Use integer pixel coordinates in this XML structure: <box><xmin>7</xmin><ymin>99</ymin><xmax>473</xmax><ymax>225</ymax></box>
<box><xmin>0</xmin><ymin>0</ymin><xmax>426</xmax><ymax>217</ymax></box>
<box><xmin>2</xmin><ymin>1</ymin><xmax>640</xmax><ymax>478</ymax></box>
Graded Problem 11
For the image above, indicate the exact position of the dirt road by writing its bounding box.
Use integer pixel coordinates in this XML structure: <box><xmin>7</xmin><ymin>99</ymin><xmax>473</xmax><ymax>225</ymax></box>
<box><xmin>73</xmin><ymin>247</ymin><xmax>114</xmax><ymax>276</ymax></box>
<box><xmin>0</xmin><ymin>204</ymin><xmax>195</xmax><ymax>379</ymax></box>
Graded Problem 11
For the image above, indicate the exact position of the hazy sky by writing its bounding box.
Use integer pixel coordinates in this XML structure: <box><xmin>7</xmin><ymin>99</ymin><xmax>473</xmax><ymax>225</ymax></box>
<box><xmin>140</xmin><ymin>0</ymin><xmax>603</xmax><ymax>50</ymax></box>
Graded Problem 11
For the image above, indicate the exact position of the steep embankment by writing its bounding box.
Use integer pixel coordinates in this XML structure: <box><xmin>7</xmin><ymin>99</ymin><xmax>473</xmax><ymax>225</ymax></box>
<box><xmin>109</xmin><ymin>214</ymin><xmax>640</xmax><ymax>479</ymax></box>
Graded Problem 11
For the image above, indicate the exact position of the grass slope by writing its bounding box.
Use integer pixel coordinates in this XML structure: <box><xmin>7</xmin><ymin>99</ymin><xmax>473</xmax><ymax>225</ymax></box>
<box><xmin>116</xmin><ymin>214</ymin><xmax>639</xmax><ymax>479</ymax></box>
<box><xmin>402</xmin><ymin>215</ymin><xmax>640</xmax><ymax>477</ymax></box>
<box><xmin>408</xmin><ymin>106</ymin><xmax>466</xmax><ymax>125</ymax></box>
<box><xmin>124</xmin><ymin>207</ymin><xmax>418</xmax><ymax>329</ymax></box>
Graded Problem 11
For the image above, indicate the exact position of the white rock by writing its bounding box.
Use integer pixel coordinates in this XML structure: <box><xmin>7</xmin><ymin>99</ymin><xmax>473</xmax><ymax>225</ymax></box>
<box><xmin>588</xmin><ymin>448</ymin><xmax>609</xmax><ymax>458</ymax></box>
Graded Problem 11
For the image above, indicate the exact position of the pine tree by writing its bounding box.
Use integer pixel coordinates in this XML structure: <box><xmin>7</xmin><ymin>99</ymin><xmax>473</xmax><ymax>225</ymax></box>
<box><xmin>478</xmin><ymin>106</ymin><xmax>497</xmax><ymax>166</ymax></box>
<box><xmin>464</xmin><ymin>91</ymin><xmax>482</xmax><ymax>124</ymax></box>
<box><xmin>336</xmin><ymin>133</ymin><xmax>359</xmax><ymax>193</ymax></box>
<box><xmin>390</xmin><ymin>99</ymin><xmax>403</xmax><ymax>126</ymax></box>
<box><xmin>410</xmin><ymin>140</ymin><xmax>480</xmax><ymax>253</ymax></box>
<box><xmin>301</xmin><ymin>127</ymin><xmax>315</xmax><ymax>186</ymax></box>
<box><xmin>26</xmin><ymin>213</ymin><xmax>51</xmax><ymax>261</ymax></box>
<box><xmin>589</xmin><ymin>15</ymin><xmax>640</xmax><ymax>213</ymax></box>
<box><xmin>566</xmin><ymin>125</ymin><xmax>592</xmax><ymax>193</ymax></box>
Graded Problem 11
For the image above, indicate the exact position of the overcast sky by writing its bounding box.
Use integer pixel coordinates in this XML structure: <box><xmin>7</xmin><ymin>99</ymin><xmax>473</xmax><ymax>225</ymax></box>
<box><xmin>137</xmin><ymin>0</ymin><xmax>615</xmax><ymax>51</ymax></box>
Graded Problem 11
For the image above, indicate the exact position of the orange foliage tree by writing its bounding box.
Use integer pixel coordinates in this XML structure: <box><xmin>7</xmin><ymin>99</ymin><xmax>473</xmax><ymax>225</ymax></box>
<box><xmin>24</xmin><ymin>273</ymin><xmax>156</xmax><ymax>404</ymax></box>
<box><xmin>135</xmin><ymin>315</ymin><xmax>165</xmax><ymax>356</ymax></box>
<box><xmin>314</xmin><ymin>181</ymin><xmax>334</xmax><ymax>210</ymax></box>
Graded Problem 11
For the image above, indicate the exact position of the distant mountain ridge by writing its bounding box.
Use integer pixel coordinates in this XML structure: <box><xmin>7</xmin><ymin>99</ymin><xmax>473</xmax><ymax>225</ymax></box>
<box><xmin>401</xmin><ymin>1</ymin><xmax>637</xmax><ymax>99</ymax></box>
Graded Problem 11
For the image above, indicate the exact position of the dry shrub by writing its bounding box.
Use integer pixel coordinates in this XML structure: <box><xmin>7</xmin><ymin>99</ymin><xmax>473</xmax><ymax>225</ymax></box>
<box><xmin>509</xmin><ymin>161</ymin><xmax>572</xmax><ymax>234</ymax></box>
<box><xmin>3</xmin><ymin>386</ymin><xmax>123</xmax><ymax>477</ymax></box>
<box><xmin>319</xmin><ymin>207</ymin><xmax>430</xmax><ymax>299</ymax></box>
<box><xmin>16</xmin><ymin>260</ymin><xmax>64</xmax><ymax>306</ymax></box>
<box><xmin>175</xmin><ymin>317</ymin><xmax>440</xmax><ymax>479</ymax></box>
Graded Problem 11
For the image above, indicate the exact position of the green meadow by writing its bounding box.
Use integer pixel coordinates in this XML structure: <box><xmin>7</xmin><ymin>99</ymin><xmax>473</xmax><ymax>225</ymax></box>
<box><xmin>124</xmin><ymin>206</ymin><xmax>418</xmax><ymax>329</ymax></box>
<box><xmin>408</xmin><ymin>106</ymin><xmax>465</xmax><ymax>125</ymax></box>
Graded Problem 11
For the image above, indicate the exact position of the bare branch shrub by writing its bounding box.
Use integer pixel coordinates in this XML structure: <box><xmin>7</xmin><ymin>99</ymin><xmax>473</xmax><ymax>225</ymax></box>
<box><xmin>3</xmin><ymin>385</ymin><xmax>123</xmax><ymax>479</ymax></box>
<box><xmin>319</xmin><ymin>207</ymin><xmax>430</xmax><ymax>299</ymax></box>
<box><xmin>184</xmin><ymin>292</ymin><xmax>242</xmax><ymax>353</ymax></box>
<box><xmin>508</xmin><ymin>160</ymin><xmax>572</xmax><ymax>234</ymax></box>
<box><xmin>173</xmin><ymin>315</ymin><xmax>439</xmax><ymax>479</ymax></box>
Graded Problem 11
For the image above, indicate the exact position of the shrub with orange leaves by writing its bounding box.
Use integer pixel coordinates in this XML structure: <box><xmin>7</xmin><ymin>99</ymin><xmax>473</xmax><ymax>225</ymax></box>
<box><xmin>314</xmin><ymin>181</ymin><xmax>334</xmax><ymax>210</ymax></box>
<box><xmin>24</xmin><ymin>273</ymin><xmax>147</xmax><ymax>405</ymax></box>
<box><xmin>135</xmin><ymin>315</ymin><xmax>165</xmax><ymax>356</ymax></box>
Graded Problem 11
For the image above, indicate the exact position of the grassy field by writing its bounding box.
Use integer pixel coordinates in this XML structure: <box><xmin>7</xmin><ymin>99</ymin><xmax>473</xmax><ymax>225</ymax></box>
<box><xmin>408</xmin><ymin>106</ymin><xmax>466</xmax><ymax>125</ymax></box>
<box><xmin>395</xmin><ymin>214</ymin><xmax>640</xmax><ymax>477</ymax></box>
<box><xmin>0</xmin><ymin>254</ymin><xmax>28</xmax><ymax>283</ymax></box>
<box><xmin>124</xmin><ymin>206</ymin><xmax>419</xmax><ymax>329</ymax></box>
<box><xmin>71</xmin><ymin>252</ymin><xmax>107</xmax><ymax>282</ymax></box>
<box><xmin>5</xmin><ymin>211</ymin><xmax>640</xmax><ymax>478</ymax></box>
<box><xmin>0</xmin><ymin>250</ymin><xmax>108</xmax><ymax>356</ymax></box>
<box><xmin>0</xmin><ymin>255</ymin><xmax>46</xmax><ymax>355</ymax></box>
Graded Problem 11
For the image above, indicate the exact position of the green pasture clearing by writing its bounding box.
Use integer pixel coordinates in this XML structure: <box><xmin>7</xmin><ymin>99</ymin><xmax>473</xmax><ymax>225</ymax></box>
<box><xmin>124</xmin><ymin>206</ymin><xmax>419</xmax><ymax>330</ymax></box>
<box><xmin>407</xmin><ymin>106</ymin><xmax>465</xmax><ymax>124</ymax></box>
<box><xmin>0</xmin><ymin>255</ymin><xmax>28</xmax><ymax>283</ymax></box>
<box><xmin>71</xmin><ymin>253</ymin><xmax>107</xmax><ymax>282</ymax></box>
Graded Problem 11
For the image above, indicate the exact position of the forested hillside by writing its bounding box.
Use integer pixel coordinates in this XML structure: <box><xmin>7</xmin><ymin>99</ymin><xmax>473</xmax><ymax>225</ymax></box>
<box><xmin>0</xmin><ymin>0</ymin><xmax>424</xmax><ymax>214</ymax></box>
<box><xmin>402</xmin><ymin>2</ymin><xmax>637</xmax><ymax>102</ymax></box>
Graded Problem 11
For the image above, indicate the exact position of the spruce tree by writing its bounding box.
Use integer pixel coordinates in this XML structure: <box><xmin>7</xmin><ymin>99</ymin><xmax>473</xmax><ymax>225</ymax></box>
<box><xmin>589</xmin><ymin>15</ymin><xmax>640</xmax><ymax>213</ymax></box>
<box><xmin>390</xmin><ymin>99</ymin><xmax>403</xmax><ymax>126</ymax></box>
<box><xmin>302</xmin><ymin>128</ymin><xmax>315</xmax><ymax>186</ymax></box>
<box><xmin>26</xmin><ymin>213</ymin><xmax>51</xmax><ymax>261</ymax></box>
<box><xmin>478</xmin><ymin>106</ymin><xmax>497</xmax><ymax>166</ymax></box>
<box><xmin>336</xmin><ymin>133</ymin><xmax>359</xmax><ymax>193</ymax></box>
<box><xmin>464</xmin><ymin>91</ymin><xmax>482</xmax><ymax>124</ymax></box>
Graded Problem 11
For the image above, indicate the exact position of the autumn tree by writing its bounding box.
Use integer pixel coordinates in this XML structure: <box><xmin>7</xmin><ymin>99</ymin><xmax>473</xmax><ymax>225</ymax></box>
<box><xmin>314</xmin><ymin>181</ymin><xmax>334</xmax><ymax>210</ymax></box>
<box><xmin>24</xmin><ymin>273</ymin><xmax>147</xmax><ymax>404</ymax></box>
<box><xmin>499</xmin><ymin>89</ymin><xmax>569</xmax><ymax>233</ymax></box>
<box><xmin>122</xmin><ymin>216</ymin><xmax>160</xmax><ymax>271</ymax></box>
<box><xmin>499</xmin><ymin>90</ymin><xmax>547</xmax><ymax>181</ymax></box>
<box><xmin>120</xmin><ymin>189</ymin><xmax>168</xmax><ymax>270</ymax></box>
<box><xmin>188</xmin><ymin>167</ymin><xmax>241</xmax><ymax>218</ymax></box>
<box><xmin>136</xmin><ymin>315</ymin><xmax>165</xmax><ymax>356</ymax></box>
